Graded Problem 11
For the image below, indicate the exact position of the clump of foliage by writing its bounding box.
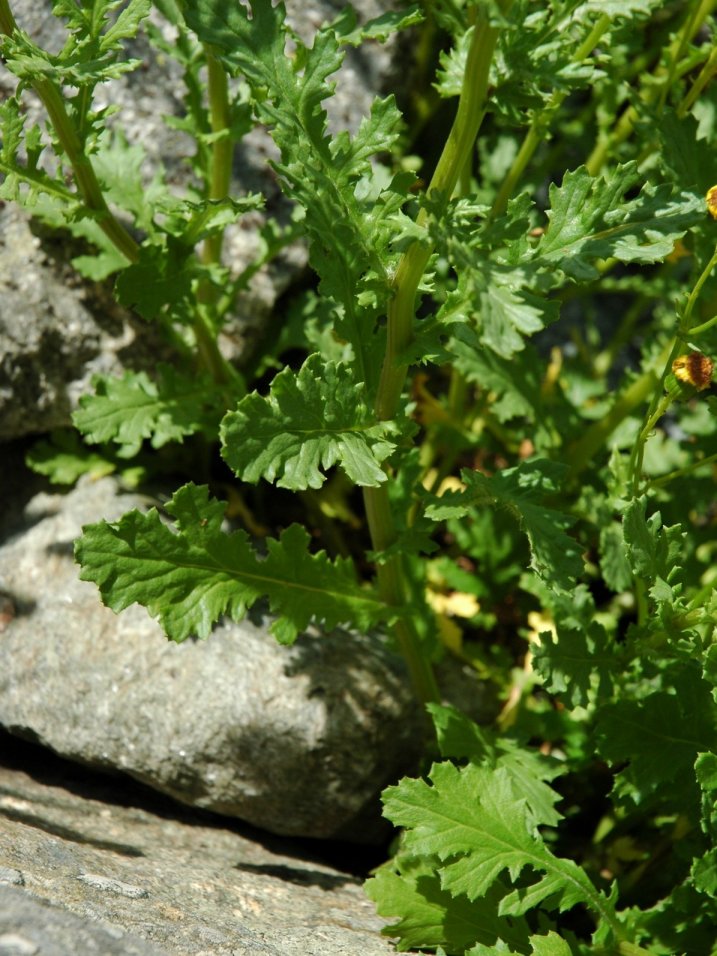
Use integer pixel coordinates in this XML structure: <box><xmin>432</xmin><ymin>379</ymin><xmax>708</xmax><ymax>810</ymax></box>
<box><xmin>2</xmin><ymin>0</ymin><xmax>717</xmax><ymax>951</ymax></box>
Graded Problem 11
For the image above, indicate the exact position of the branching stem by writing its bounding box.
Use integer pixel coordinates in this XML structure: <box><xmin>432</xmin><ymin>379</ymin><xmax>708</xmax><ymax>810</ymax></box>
<box><xmin>0</xmin><ymin>0</ymin><xmax>139</xmax><ymax>263</ymax></box>
<box><xmin>490</xmin><ymin>13</ymin><xmax>610</xmax><ymax>220</ymax></box>
<box><xmin>362</xmin><ymin>6</ymin><xmax>505</xmax><ymax>708</ymax></box>
<box><xmin>586</xmin><ymin>0</ymin><xmax>717</xmax><ymax>176</ymax></box>
<box><xmin>627</xmin><ymin>243</ymin><xmax>717</xmax><ymax>492</ymax></box>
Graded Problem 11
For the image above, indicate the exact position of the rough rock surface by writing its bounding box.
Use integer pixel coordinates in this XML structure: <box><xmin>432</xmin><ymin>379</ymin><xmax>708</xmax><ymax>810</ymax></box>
<box><xmin>0</xmin><ymin>475</ymin><xmax>429</xmax><ymax>841</ymax></box>
<box><xmin>0</xmin><ymin>205</ymin><xmax>175</xmax><ymax>442</ymax></box>
<box><xmin>0</xmin><ymin>0</ymin><xmax>407</xmax><ymax>441</ymax></box>
<box><xmin>0</xmin><ymin>739</ymin><xmax>408</xmax><ymax>955</ymax></box>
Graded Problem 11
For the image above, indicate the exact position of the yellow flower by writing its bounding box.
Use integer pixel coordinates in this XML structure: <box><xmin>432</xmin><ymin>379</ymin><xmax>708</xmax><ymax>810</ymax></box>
<box><xmin>672</xmin><ymin>352</ymin><xmax>714</xmax><ymax>392</ymax></box>
<box><xmin>706</xmin><ymin>185</ymin><xmax>717</xmax><ymax>220</ymax></box>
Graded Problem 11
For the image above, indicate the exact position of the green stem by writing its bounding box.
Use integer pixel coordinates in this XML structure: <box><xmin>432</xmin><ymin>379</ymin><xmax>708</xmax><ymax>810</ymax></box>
<box><xmin>647</xmin><ymin>450</ymin><xmax>717</xmax><ymax>490</ymax></box>
<box><xmin>687</xmin><ymin>311</ymin><xmax>717</xmax><ymax>337</ymax></box>
<box><xmin>375</xmin><ymin>8</ymin><xmax>501</xmax><ymax>422</ymax></box>
<box><xmin>362</xmin><ymin>487</ymin><xmax>440</xmax><ymax>707</ymax></box>
<box><xmin>193</xmin><ymin>45</ymin><xmax>244</xmax><ymax>389</ymax></box>
<box><xmin>0</xmin><ymin>0</ymin><xmax>139</xmax><ymax>264</ymax></box>
<box><xmin>586</xmin><ymin>0</ymin><xmax>717</xmax><ymax>176</ymax></box>
<box><xmin>683</xmin><ymin>244</ymin><xmax>717</xmax><ymax>327</ymax></box>
<box><xmin>0</xmin><ymin>2</ymin><xmax>15</xmax><ymax>39</ymax></box>
<box><xmin>193</xmin><ymin>305</ymin><xmax>241</xmax><ymax>388</ymax></box>
<box><xmin>201</xmin><ymin>45</ymin><xmax>233</xmax><ymax>267</ymax></box>
<box><xmin>628</xmin><ymin>356</ymin><xmax>680</xmax><ymax>495</ymax></box>
<box><xmin>362</xmin><ymin>7</ymin><xmax>505</xmax><ymax>708</ymax></box>
<box><xmin>490</xmin><ymin>14</ymin><xmax>610</xmax><ymax>220</ymax></box>
<box><xmin>565</xmin><ymin>348</ymin><xmax>668</xmax><ymax>477</ymax></box>
<box><xmin>35</xmin><ymin>81</ymin><xmax>139</xmax><ymax>262</ymax></box>
<box><xmin>677</xmin><ymin>44</ymin><xmax>717</xmax><ymax>117</ymax></box>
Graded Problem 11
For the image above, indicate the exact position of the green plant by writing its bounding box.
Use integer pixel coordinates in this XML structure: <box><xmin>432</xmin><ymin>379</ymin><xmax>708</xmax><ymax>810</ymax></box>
<box><xmin>3</xmin><ymin>0</ymin><xmax>717</xmax><ymax>951</ymax></box>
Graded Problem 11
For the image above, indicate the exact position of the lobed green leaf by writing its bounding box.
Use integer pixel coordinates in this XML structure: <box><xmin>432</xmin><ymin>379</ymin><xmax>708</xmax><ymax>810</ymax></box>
<box><xmin>534</xmin><ymin>163</ymin><xmax>703</xmax><ymax>281</ymax></box>
<box><xmin>73</xmin><ymin>366</ymin><xmax>224</xmax><ymax>455</ymax></box>
<box><xmin>425</xmin><ymin>460</ymin><xmax>583</xmax><ymax>590</ymax></box>
<box><xmin>221</xmin><ymin>354</ymin><xmax>404</xmax><ymax>490</ymax></box>
<box><xmin>382</xmin><ymin>762</ymin><xmax>618</xmax><ymax>925</ymax></box>
<box><xmin>429</xmin><ymin>704</ymin><xmax>565</xmax><ymax>829</ymax></box>
<box><xmin>596</xmin><ymin>663</ymin><xmax>717</xmax><ymax>806</ymax></box>
<box><xmin>366</xmin><ymin>863</ymin><xmax>530</xmax><ymax>954</ymax></box>
<box><xmin>75</xmin><ymin>482</ymin><xmax>393</xmax><ymax>644</ymax></box>
<box><xmin>533</xmin><ymin>621</ymin><xmax>616</xmax><ymax>708</ymax></box>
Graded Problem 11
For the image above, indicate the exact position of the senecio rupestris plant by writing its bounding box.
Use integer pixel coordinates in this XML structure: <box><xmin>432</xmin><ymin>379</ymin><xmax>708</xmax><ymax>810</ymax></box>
<box><xmin>3</xmin><ymin>0</ymin><xmax>717</xmax><ymax>951</ymax></box>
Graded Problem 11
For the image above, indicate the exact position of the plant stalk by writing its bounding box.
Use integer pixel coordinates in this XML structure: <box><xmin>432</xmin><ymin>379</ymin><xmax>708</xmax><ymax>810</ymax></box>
<box><xmin>375</xmin><ymin>8</ymin><xmax>502</xmax><ymax>422</ymax></box>
<box><xmin>200</xmin><ymin>45</ymin><xmax>233</xmax><ymax>267</ymax></box>
<box><xmin>586</xmin><ymin>0</ymin><xmax>717</xmax><ymax>176</ymax></box>
<box><xmin>362</xmin><ymin>6</ymin><xmax>505</xmax><ymax>708</ymax></box>
<box><xmin>194</xmin><ymin>45</ymin><xmax>244</xmax><ymax>389</ymax></box>
<box><xmin>0</xmin><ymin>0</ymin><xmax>139</xmax><ymax>264</ymax></box>
<box><xmin>490</xmin><ymin>14</ymin><xmax>610</xmax><ymax>220</ymax></box>
<box><xmin>363</xmin><ymin>487</ymin><xmax>441</xmax><ymax>707</ymax></box>
<box><xmin>565</xmin><ymin>348</ymin><xmax>667</xmax><ymax>477</ymax></box>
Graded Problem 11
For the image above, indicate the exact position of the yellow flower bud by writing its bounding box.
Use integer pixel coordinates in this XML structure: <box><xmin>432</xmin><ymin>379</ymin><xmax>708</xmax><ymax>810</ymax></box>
<box><xmin>706</xmin><ymin>186</ymin><xmax>717</xmax><ymax>220</ymax></box>
<box><xmin>672</xmin><ymin>351</ymin><xmax>714</xmax><ymax>391</ymax></box>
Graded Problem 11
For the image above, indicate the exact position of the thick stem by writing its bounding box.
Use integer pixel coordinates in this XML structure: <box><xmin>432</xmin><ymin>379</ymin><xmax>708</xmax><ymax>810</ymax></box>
<box><xmin>375</xmin><ymin>9</ymin><xmax>501</xmax><ymax>421</ymax></box>
<box><xmin>362</xmin><ymin>486</ymin><xmax>441</xmax><ymax>707</ymax></box>
<box><xmin>201</xmin><ymin>46</ymin><xmax>233</xmax><ymax>267</ymax></box>
<box><xmin>362</xmin><ymin>7</ymin><xmax>505</xmax><ymax>708</ymax></box>
<box><xmin>194</xmin><ymin>45</ymin><xmax>243</xmax><ymax>389</ymax></box>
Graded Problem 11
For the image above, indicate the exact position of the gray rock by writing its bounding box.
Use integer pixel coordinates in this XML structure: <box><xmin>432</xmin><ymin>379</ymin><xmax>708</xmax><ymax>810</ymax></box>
<box><xmin>0</xmin><ymin>887</ymin><xmax>166</xmax><ymax>956</ymax></box>
<box><xmin>0</xmin><ymin>871</ymin><xmax>23</xmax><ymax>889</ymax></box>
<box><xmin>0</xmin><ymin>0</ymin><xmax>409</xmax><ymax>441</ymax></box>
<box><xmin>0</xmin><ymin>476</ymin><xmax>427</xmax><ymax>841</ymax></box>
<box><xmin>0</xmin><ymin>204</ymin><xmax>173</xmax><ymax>441</ymax></box>
<box><xmin>0</xmin><ymin>753</ymin><xmax>408</xmax><ymax>955</ymax></box>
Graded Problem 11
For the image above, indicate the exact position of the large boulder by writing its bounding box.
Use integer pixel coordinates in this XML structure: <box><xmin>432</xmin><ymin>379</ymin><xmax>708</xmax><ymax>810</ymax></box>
<box><xmin>0</xmin><ymin>475</ymin><xmax>429</xmax><ymax>841</ymax></box>
<box><xmin>0</xmin><ymin>740</ymin><xmax>405</xmax><ymax>955</ymax></box>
